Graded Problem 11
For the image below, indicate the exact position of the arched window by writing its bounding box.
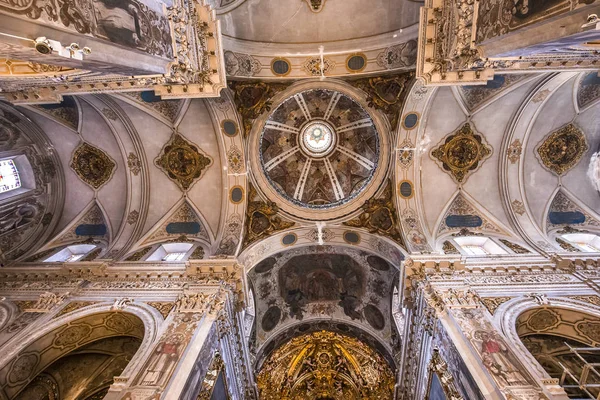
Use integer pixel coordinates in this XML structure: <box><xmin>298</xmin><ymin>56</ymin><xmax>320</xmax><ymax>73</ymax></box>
<box><xmin>561</xmin><ymin>233</ymin><xmax>600</xmax><ymax>252</ymax></box>
<box><xmin>44</xmin><ymin>244</ymin><xmax>97</xmax><ymax>262</ymax></box>
<box><xmin>146</xmin><ymin>242</ymin><xmax>194</xmax><ymax>262</ymax></box>
<box><xmin>453</xmin><ymin>236</ymin><xmax>508</xmax><ymax>256</ymax></box>
<box><xmin>0</xmin><ymin>159</ymin><xmax>20</xmax><ymax>193</ymax></box>
<box><xmin>0</xmin><ymin>155</ymin><xmax>36</xmax><ymax>201</ymax></box>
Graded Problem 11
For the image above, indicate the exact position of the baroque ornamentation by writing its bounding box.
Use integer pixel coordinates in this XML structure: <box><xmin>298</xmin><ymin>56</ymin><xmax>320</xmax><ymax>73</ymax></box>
<box><xmin>127</xmin><ymin>210</ymin><xmax>140</xmax><ymax>225</ymax></box>
<box><xmin>512</xmin><ymin>200</ymin><xmax>525</xmax><ymax>216</ymax></box>
<box><xmin>302</xmin><ymin>57</ymin><xmax>335</xmax><ymax>76</ymax></box>
<box><xmin>443</xmin><ymin>241</ymin><xmax>460</xmax><ymax>254</ymax></box>
<box><xmin>124</xmin><ymin>246</ymin><xmax>153</xmax><ymax>261</ymax></box>
<box><xmin>526</xmin><ymin>309</ymin><xmax>560</xmax><ymax>331</ymax></box>
<box><xmin>70</xmin><ymin>142</ymin><xmax>116</xmax><ymax>189</ymax></box>
<box><xmin>127</xmin><ymin>152</ymin><xmax>141</xmax><ymax>176</ymax></box>
<box><xmin>155</xmin><ymin>133</ymin><xmax>213</xmax><ymax>191</ymax></box>
<box><xmin>431</xmin><ymin>123</ymin><xmax>492</xmax><ymax>184</ymax></box>
<box><xmin>230</xmin><ymin>81</ymin><xmax>290</xmax><ymax>136</ymax></box>
<box><xmin>567</xmin><ymin>295</ymin><xmax>600</xmax><ymax>307</ymax></box>
<box><xmin>257</xmin><ymin>331</ymin><xmax>395</xmax><ymax>400</ymax></box>
<box><xmin>427</xmin><ymin>349</ymin><xmax>464</xmax><ymax>400</ymax></box>
<box><xmin>147</xmin><ymin>302</ymin><xmax>175</xmax><ymax>319</ymax></box>
<box><xmin>556</xmin><ymin>238</ymin><xmax>580</xmax><ymax>252</ymax></box>
<box><xmin>343</xmin><ymin>181</ymin><xmax>405</xmax><ymax>246</ymax></box>
<box><xmin>376</xmin><ymin>40</ymin><xmax>418</xmax><ymax>69</ymax></box>
<box><xmin>438</xmin><ymin>193</ymin><xmax>502</xmax><ymax>235</ymax></box>
<box><xmin>243</xmin><ymin>184</ymin><xmax>295</xmax><ymax>249</ymax></box>
<box><xmin>507</xmin><ymin>139</ymin><xmax>522</xmax><ymax>164</ymax></box>
<box><xmin>302</xmin><ymin>0</ymin><xmax>327</xmax><ymax>12</ymax></box>
<box><xmin>354</xmin><ymin>73</ymin><xmax>413</xmax><ymax>129</ymax></box>
<box><xmin>55</xmin><ymin>301</ymin><xmax>96</xmax><ymax>318</ymax></box>
<box><xmin>536</xmin><ymin>123</ymin><xmax>588</xmax><ymax>176</ymax></box>
<box><xmin>499</xmin><ymin>239</ymin><xmax>530</xmax><ymax>254</ymax></box>
<box><xmin>226</xmin><ymin>144</ymin><xmax>244</xmax><ymax>174</ymax></box>
<box><xmin>25</xmin><ymin>292</ymin><xmax>69</xmax><ymax>313</ymax></box>
<box><xmin>224</xmin><ymin>51</ymin><xmax>262</xmax><ymax>77</ymax></box>
<box><xmin>575</xmin><ymin>320</ymin><xmax>600</xmax><ymax>344</ymax></box>
<box><xmin>481</xmin><ymin>297</ymin><xmax>512</xmax><ymax>315</ymax></box>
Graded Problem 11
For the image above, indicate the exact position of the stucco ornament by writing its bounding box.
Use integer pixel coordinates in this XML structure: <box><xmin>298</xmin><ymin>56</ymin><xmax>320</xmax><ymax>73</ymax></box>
<box><xmin>431</xmin><ymin>122</ymin><xmax>492</xmax><ymax>184</ymax></box>
<box><xmin>536</xmin><ymin>123</ymin><xmax>588</xmax><ymax>176</ymax></box>
<box><xmin>155</xmin><ymin>133</ymin><xmax>213</xmax><ymax>191</ymax></box>
<box><xmin>70</xmin><ymin>142</ymin><xmax>116</xmax><ymax>189</ymax></box>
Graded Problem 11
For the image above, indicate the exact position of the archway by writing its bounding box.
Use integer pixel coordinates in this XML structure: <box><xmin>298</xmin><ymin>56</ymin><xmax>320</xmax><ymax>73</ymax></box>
<box><xmin>0</xmin><ymin>311</ymin><xmax>145</xmax><ymax>399</ymax></box>
<box><xmin>516</xmin><ymin>307</ymin><xmax>600</xmax><ymax>399</ymax></box>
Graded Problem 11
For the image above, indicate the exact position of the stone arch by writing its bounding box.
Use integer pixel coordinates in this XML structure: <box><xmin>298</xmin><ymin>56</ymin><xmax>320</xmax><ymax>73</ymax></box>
<box><xmin>495</xmin><ymin>296</ymin><xmax>600</xmax><ymax>389</ymax></box>
<box><xmin>0</xmin><ymin>302</ymin><xmax>162</xmax><ymax>399</ymax></box>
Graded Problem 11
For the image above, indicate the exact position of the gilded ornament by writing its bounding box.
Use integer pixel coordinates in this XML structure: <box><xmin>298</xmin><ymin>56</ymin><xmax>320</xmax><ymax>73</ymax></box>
<box><xmin>507</xmin><ymin>139</ymin><xmax>522</xmax><ymax>164</ymax></box>
<box><xmin>512</xmin><ymin>200</ymin><xmax>525</xmax><ymax>216</ymax></box>
<box><xmin>431</xmin><ymin>123</ymin><xmax>492</xmax><ymax>184</ymax></box>
<box><xmin>125</xmin><ymin>246</ymin><xmax>153</xmax><ymax>261</ymax></box>
<box><xmin>147</xmin><ymin>302</ymin><xmax>175</xmax><ymax>319</ymax></box>
<box><xmin>81</xmin><ymin>247</ymin><xmax>102</xmax><ymax>261</ymax></box>
<box><xmin>575</xmin><ymin>320</ymin><xmax>600</xmax><ymax>344</ymax></box>
<box><xmin>343</xmin><ymin>181</ymin><xmax>405</xmax><ymax>246</ymax></box>
<box><xmin>499</xmin><ymin>239</ymin><xmax>530</xmax><ymax>254</ymax></box>
<box><xmin>127</xmin><ymin>152</ymin><xmax>141</xmax><ymax>176</ymax></box>
<box><xmin>526</xmin><ymin>309</ymin><xmax>560</xmax><ymax>331</ymax></box>
<box><xmin>197</xmin><ymin>353</ymin><xmax>228</xmax><ymax>399</ymax></box>
<box><xmin>257</xmin><ymin>331</ymin><xmax>394</xmax><ymax>400</ymax></box>
<box><xmin>243</xmin><ymin>184</ymin><xmax>295</xmax><ymax>248</ymax></box>
<box><xmin>481</xmin><ymin>297</ymin><xmax>512</xmax><ymax>315</ymax></box>
<box><xmin>556</xmin><ymin>238</ymin><xmax>580</xmax><ymax>252</ymax></box>
<box><xmin>426</xmin><ymin>350</ymin><xmax>464</xmax><ymax>400</ymax></box>
<box><xmin>536</xmin><ymin>123</ymin><xmax>588</xmax><ymax>176</ymax></box>
<box><xmin>155</xmin><ymin>133</ymin><xmax>213</xmax><ymax>191</ymax></box>
<box><xmin>567</xmin><ymin>295</ymin><xmax>600</xmax><ymax>307</ymax></box>
<box><xmin>230</xmin><ymin>81</ymin><xmax>290</xmax><ymax>136</ymax></box>
<box><xmin>70</xmin><ymin>142</ymin><xmax>116</xmax><ymax>189</ymax></box>
<box><xmin>442</xmin><ymin>241</ymin><xmax>460</xmax><ymax>254</ymax></box>
<box><xmin>303</xmin><ymin>0</ymin><xmax>326</xmax><ymax>12</ymax></box>
<box><xmin>354</xmin><ymin>73</ymin><xmax>413</xmax><ymax>129</ymax></box>
<box><xmin>302</xmin><ymin>57</ymin><xmax>335</xmax><ymax>76</ymax></box>
<box><xmin>189</xmin><ymin>246</ymin><xmax>205</xmax><ymax>260</ymax></box>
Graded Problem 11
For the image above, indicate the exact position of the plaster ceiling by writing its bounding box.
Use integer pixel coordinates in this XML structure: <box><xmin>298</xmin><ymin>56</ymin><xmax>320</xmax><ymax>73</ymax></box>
<box><xmin>217</xmin><ymin>0</ymin><xmax>420</xmax><ymax>45</ymax></box>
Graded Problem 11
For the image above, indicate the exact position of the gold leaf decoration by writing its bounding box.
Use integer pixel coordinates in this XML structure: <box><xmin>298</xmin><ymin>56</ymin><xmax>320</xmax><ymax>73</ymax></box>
<box><xmin>243</xmin><ymin>184</ymin><xmax>295</xmax><ymax>249</ymax></box>
<box><xmin>431</xmin><ymin>123</ymin><xmax>492</xmax><ymax>184</ymax></box>
<box><xmin>257</xmin><ymin>331</ymin><xmax>394</xmax><ymax>400</ymax></box>
<box><xmin>481</xmin><ymin>297</ymin><xmax>512</xmax><ymax>315</ymax></box>
<box><xmin>536</xmin><ymin>123</ymin><xmax>588</xmax><ymax>176</ymax></box>
<box><xmin>70</xmin><ymin>143</ymin><xmax>116</xmax><ymax>189</ymax></box>
<box><xmin>155</xmin><ymin>133</ymin><xmax>213</xmax><ymax>191</ymax></box>
<box><xmin>343</xmin><ymin>181</ymin><xmax>405</xmax><ymax>246</ymax></box>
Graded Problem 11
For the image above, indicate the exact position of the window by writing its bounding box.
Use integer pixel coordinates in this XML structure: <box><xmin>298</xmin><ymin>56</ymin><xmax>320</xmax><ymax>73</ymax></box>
<box><xmin>562</xmin><ymin>233</ymin><xmax>600</xmax><ymax>253</ymax></box>
<box><xmin>44</xmin><ymin>245</ymin><xmax>96</xmax><ymax>262</ymax></box>
<box><xmin>453</xmin><ymin>236</ymin><xmax>508</xmax><ymax>256</ymax></box>
<box><xmin>162</xmin><ymin>252</ymin><xmax>186</xmax><ymax>262</ymax></box>
<box><xmin>146</xmin><ymin>243</ymin><xmax>193</xmax><ymax>262</ymax></box>
<box><xmin>0</xmin><ymin>159</ymin><xmax>21</xmax><ymax>193</ymax></box>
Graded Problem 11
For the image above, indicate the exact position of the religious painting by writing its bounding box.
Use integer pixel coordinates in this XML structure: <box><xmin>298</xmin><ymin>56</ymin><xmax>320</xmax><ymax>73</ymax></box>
<box><xmin>136</xmin><ymin>313</ymin><xmax>202</xmax><ymax>388</ymax></box>
<box><xmin>451</xmin><ymin>308</ymin><xmax>535</xmax><ymax>389</ymax></box>
<box><xmin>92</xmin><ymin>0</ymin><xmax>173</xmax><ymax>58</ymax></box>
<box><xmin>435</xmin><ymin>322</ymin><xmax>486</xmax><ymax>400</ymax></box>
<box><xmin>278</xmin><ymin>253</ymin><xmax>365</xmax><ymax>320</ymax></box>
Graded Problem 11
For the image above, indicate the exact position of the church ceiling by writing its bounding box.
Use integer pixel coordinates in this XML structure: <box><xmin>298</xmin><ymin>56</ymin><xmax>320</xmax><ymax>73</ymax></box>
<box><xmin>248</xmin><ymin>246</ymin><xmax>398</xmax><ymax>349</ymax></box>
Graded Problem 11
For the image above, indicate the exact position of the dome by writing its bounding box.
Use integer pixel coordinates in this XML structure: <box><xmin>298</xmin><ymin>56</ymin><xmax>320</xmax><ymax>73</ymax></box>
<box><xmin>258</xmin><ymin>89</ymin><xmax>380</xmax><ymax>210</ymax></box>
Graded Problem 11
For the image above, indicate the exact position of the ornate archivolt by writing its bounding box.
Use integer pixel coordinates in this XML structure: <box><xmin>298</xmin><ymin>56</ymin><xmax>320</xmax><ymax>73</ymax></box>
<box><xmin>256</xmin><ymin>331</ymin><xmax>395</xmax><ymax>400</ymax></box>
<box><xmin>205</xmin><ymin>90</ymin><xmax>248</xmax><ymax>257</ymax></box>
<box><xmin>494</xmin><ymin>296</ymin><xmax>600</xmax><ymax>386</ymax></box>
<box><xmin>500</xmin><ymin>72</ymin><xmax>597</xmax><ymax>254</ymax></box>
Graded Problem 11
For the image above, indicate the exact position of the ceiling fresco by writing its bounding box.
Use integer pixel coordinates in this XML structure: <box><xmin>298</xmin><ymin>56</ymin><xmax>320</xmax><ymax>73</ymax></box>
<box><xmin>248</xmin><ymin>246</ymin><xmax>399</xmax><ymax>349</ymax></box>
<box><xmin>259</xmin><ymin>89</ymin><xmax>379</xmax><ymax>209</ymax></box>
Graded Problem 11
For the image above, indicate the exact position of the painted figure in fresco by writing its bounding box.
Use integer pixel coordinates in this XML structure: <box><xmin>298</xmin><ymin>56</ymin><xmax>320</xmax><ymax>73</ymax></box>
<box><xmin>94</xmin><ymin>0</ymin><xmax>142</xmax><ymax>48</ymax></box>
<box><xmin>142</xmin><ymin>333</ymin><xmax>185</xmax><ymax>387</ymax></box>
<box><xmin>475</xmin><ymin>330</ymin><xmax>529</xmax><ymax>387</ymax></box>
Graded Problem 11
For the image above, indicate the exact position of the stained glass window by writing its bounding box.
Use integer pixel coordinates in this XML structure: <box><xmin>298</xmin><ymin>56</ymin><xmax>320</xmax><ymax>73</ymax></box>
<box><xmin>0</xmin><ymin>159</ymin><xmax>21</xmax><ymax>193</ymax></box>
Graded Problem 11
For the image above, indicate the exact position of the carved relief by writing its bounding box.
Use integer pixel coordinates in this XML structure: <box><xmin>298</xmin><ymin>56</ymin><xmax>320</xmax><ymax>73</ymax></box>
<box><xmin>376</xmin><ymin>40</ymin><xmax>418</xmax><ymax>69</ymax></box>
<box><xmin>353</xmin><ymin>73</ymin><xmax>413</xmax><ymax>129</ymax></box>
<box><xmin>481</xmin><ymin>297</ymin><xmax>512</xmax><ymax>315</ymax></box>
<box><xmin>147</xmin><ymin>302</ymin><xmax>175</xmax><ymax>319</ymax></box>
<box><xmin>243</xmin><ymin>184</ymin><xmax>295</xmax><ymax>249</ymax></box>
<box><xmin>507</xmin><ymin>139</ymin><xmax>522</xmax><ymax>164</ymax></box>
<box><xmin>127</xmin><ymin>152</ymin><xmax>141</xmax><ymax>176</ymax></box>
<box><xmin>302</xmin><ymin>57</ymin><xmax>335</xmax><ymax>76</ymax></box>
<box><xmin>302</xmin><ymin>0</ymin><xmax>327</xmax><ymax>12</ymax></box>
<box><xmin>431</xmin><ymin>123</ymin><xmax>492</xmax><ymax>184</ymax></box>
<box><xmin>525</xmin><ymin>309</ymin><xmax>560</xmax><ymax>331</ymax></box>
<box><xmin>443</xmin><ymin>241</ymin><xmax>460</xmax><ymax>254</ymax></box>
<box><xmin>230</xmin><ymin>81</ymin><xmax>290</xmax><ymax>136</ymax></box>
<box><xmin>224</xmin><ymin>51</ymin><xmax>261</xmax><ymax>77</ymax></box>
<box><xmin>499</xmin><ymin>239</ymin><xmax>530</xmax><ymax>254</ymax></box>
<box><xmin>155</xmin><ymin>133</ymin><xmax>213</xmax><ymax>191</ymax></box>
<box><xmin>536</xmin><ymin>123</ymin><xmax>588</xmax><ymax>176</ymax></box>
<box><xmin>70</xmin><ymin>142</ymin><xmax>116</xmax><ymax>189</ymax></box>
<box><xmin>343</xmin><ymin>181</ymin><xmax>405</xmax><ymax>246</ymax></box>
<box><xmin>575</xmin><ymin>320</ymin><xmax>600</xmax><ymax>344</ymax></box>
<box><xmin>226</xmin><ymin>144</ymin><xmax>244</xmax><ymax>174</ymax></box>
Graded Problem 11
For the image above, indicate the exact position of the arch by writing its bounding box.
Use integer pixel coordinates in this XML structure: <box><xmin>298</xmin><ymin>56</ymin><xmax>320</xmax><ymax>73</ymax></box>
<box><xmin>495</xmin><ymin>296</ymin><xmax>600</xmax><ymax>385</ymax></box>
<box><xmin>0</xmin><ymin>302</ymin><xmax>162</xmax><ymax>398</ymax></box>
